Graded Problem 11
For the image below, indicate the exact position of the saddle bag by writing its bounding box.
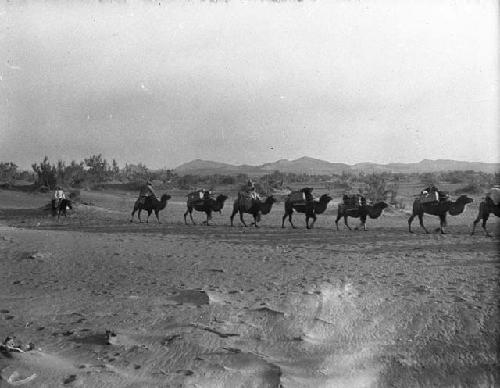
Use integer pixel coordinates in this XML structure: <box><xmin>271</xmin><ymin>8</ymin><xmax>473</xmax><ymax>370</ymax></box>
<box><xmin>289</xmin><ymin>191</ymin><xmax>306</xmax><ymax>203</ymax></box>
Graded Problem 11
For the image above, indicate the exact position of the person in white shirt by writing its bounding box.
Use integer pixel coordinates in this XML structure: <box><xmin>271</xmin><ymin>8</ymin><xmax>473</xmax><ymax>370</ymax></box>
<box><xmin>52</xmin><ymin>186</ymin><xmax>66</xmax><ymax>210</ymax></box>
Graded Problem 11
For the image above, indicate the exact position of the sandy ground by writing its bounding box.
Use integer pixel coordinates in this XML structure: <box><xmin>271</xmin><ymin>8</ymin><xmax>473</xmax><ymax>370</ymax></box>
<box><xmin>0</xmin><ymin>189</ymin><xmax>499</xmax><ymax>387</ymax></box>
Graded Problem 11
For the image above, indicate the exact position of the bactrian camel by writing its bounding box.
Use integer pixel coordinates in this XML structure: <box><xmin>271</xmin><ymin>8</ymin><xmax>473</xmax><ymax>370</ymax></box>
<box><xmin>282</xmin><ymin>194</ymin><xmax>332</xmax><ymax>229</ymax></box>
<box><xmin>408</xmin><ymin>195</ymin><xmax>473</xmax><ymax>234</ymax></box>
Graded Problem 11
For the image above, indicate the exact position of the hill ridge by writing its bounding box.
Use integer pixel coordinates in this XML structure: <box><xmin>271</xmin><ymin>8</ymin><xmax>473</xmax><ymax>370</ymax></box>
<box><xmin>174</xmin><ymin>158</ymin><xmax>500</xmax><ymax>175</ymax></box>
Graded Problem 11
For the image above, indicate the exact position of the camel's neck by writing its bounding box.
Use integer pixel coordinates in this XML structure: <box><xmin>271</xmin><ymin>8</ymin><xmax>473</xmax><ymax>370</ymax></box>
<box><xmin>213</xmin><ymin>199</ymin><xmax>225</xmax><ymax>211</ymax></box>
<box><xmin>259</xmin><ymin>201</ymin><xmax>274</xmax><ymax>215</ymax></box>
<box><xmin>367</xmin><ymin>205</ymin><xmax>383</xmax><ymax>217</ymax></box>
<box><xmin>314</xmin><ymin>200</ymin><xmax>329</xmax><ymax>214</ymax></box>
<box><xmin>450</xmin><ymin>200</ymin><xmax>466</xmax><ymax>212</ymax></box>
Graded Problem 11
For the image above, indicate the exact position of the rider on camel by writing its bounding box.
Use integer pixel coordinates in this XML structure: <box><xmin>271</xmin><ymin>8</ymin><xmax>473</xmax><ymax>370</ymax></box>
<box><xmin>137</xmin><ymin>180</ymin><xmax>157</xmax><ymax>205</ymax></box>
<box><xmin>53</xmin><ymin>185</ymin><xmax>66</xmax><ymax>209</ymax></box>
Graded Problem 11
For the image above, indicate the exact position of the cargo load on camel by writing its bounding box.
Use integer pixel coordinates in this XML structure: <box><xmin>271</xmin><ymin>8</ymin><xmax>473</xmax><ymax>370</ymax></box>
<box><xmin>237</xmin><ymin>191</ymin><xmax>256</xmax><ymax>211</ymax></box>
<box><xmin>419</xmin><ymin>188</ymin><xmax>449</xmax><ymax>204</ymax></box>
<box><xmin>288</xmin><ymin>187</ymin><xmax>314</xmax><ymax>203</ymax></box>
<box><xmin>342</xmin><ymin>194</ymin><xmax>366</xmax><ymax>209</ymax></box>
<box><xmin>187</xmin><ymin>190</ymin><xmax>212</xmax><ymax>206</ymax></box>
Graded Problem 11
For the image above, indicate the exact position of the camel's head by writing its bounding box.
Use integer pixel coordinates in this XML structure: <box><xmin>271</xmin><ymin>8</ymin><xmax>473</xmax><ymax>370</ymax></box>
<box><xmin>160</xmin><ymin>194</ymin><xmax>172</xmax><ymax>202</ymax></box>
<box><xmin>368</xmin><ymin>202</ymin><xmax>388</xmax><ymax>218</ymax></box>
<box><xmin>266</xmin><ymin>195</ymin><xmax>277</xmax><ymax>204</ymax></box>
<box><xmin>216</xmin><ymin>194</ymin><xmax>228</xmax><ymax>203</ymax></box>
<box><xmin>319</xmin><ymin>194</ymin><xmax>333</xmax><ymax>203</ymax></box>
<box><xmin>457</xmin><ymin>195</ymin><xmax>473</xmax><ymax>205</ymax></box>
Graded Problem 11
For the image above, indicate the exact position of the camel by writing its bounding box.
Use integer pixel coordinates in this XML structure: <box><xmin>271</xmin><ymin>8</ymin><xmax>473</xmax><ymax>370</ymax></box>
<box><xmin>230</xmin><ymin>195</ymin><xmax>277</xmax><ymax>227</ymax></box>
<box><xmin>282</xmin><ymin>194</ymin><xmax>332</xmax><ymax>229</ymax></box>
<box><xmin>130</xmin><ymin>194</ymin><xmax>171</xmax><ymax>223</ymax></box>
<box><xmin>184</xmin><ymin>194</ymin><xmax>228</xmax><ymax>226</ymax></box>
<box><xmin>335</xmin><ymin>202</ymin><xmax>388</xmax><ymax>231</ymax></box>
<box><xmin>52</xmin><ymin>198</ymin><xmax>72</xmax><ymax>221</ymax></box>
<box><xmin>471</xmin><ymin>196</ymin><xmax>500</xmax><ymax>237</ymax></box>
<box><xmin>408</xmin><ymin>195</ymin><xmax>473</xmax><ymax>234</ymax></box>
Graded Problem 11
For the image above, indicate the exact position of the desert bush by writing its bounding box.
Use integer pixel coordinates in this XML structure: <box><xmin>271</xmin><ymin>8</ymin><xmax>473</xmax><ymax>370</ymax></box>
<box><xmin>363</xmin><ymin>173</ymin><xmax>388</xmax><ymax>202</ymax></box>
<box><xmin>455</xmin><ymin>183</ymin><xmax>485</xmax><ymax>195</ymax></box>
<box><xmin>84</xmin><ymin>154</ymin><xmax>111</xmax><ymax>183</ymax></box>
<box><xmin>0</xmin><ymin>162</ymin><xmax>18</xmax><ymax>186</ymax></box>
<box><xmin>32</xmin><ymin>156</ymin><xmax>57</xmax><ymax>189</ymax></box>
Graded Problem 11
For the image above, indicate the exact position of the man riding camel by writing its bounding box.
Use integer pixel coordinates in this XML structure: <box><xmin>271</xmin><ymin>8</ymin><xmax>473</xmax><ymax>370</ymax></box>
<box><xmin>245</xmin><ymin>179</ymin><xmax>260</xmax><ymax>200</ymax></box>
<box><xmin>137</xmin><ymin>180</ymin><xmax>157</xmax><ymax>205</ymax></box>
<box><xmin>53</xmin><ymin>185</ymin><xmax>66</xmax><ymax>209</ymax></box>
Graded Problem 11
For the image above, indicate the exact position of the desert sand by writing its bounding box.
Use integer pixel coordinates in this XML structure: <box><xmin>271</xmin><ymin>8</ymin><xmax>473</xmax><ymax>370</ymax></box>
<box><xmin>0</xmin><ymin>189</ymin><xmax>498</xmax><ymax>387</ymax></box>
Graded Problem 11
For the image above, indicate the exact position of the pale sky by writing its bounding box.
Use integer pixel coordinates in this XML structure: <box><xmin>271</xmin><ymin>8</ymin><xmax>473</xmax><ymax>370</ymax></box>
<box><xmin>0</xmin><ymin>0</ymin><xmax>498</xmax><ymax>170</ymax></box>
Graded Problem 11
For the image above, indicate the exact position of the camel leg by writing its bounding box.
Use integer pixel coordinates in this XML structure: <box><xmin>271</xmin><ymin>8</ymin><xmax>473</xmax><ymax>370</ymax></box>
<box><xmin>252</xmin><ymin>214</ymin><xmax>259</xmax><ymax>228</ymax></box>
<box><xmin>184</xmin><ymin>208</ymin><xmax>195</xmax><ymax>225</ymax></box>
<box><xmin>476</xmin><ymin>212</ymin><xmax>491</xmax><ymax>237</ymax></box>
<box><xmin>146</xmin><ymin>210</ymin><xmax>152</xmax><ymax>223</ymax></box>
<box><xmin>408</xmin><ymin>214</ymin><xmax>414</xmax><ymax>233</ymax></box>
<box><xmin>335</xmin><ymin>214</ymin><xmax>341</xmax><ymax>230</ymax></box>
<box><xmin>482</xmin><ymin>217</ymin><xmax>491</xmax><ymax>237</ymax></box>
<box><xmin>229</xmin><ymin>210</ymin><xmax>236</xmax><ymax>227</ymax></box>
<box><xmin>471</xmin><ymin>213</ymin><xmax>481</xmax><ymax>235</ymax></box>
<box><xmin>355</xmin><ymin>219</ymin><xmax>366</xmax><ymax>231</ymax></box>
<box><xmin>130</xmin><ymin>207</ymin><xmax>137</xmax><ymax>222</ymax></box>
<box><xmin>204</xmin><ymin>211</ymin><xmax>212</xmax><ymax>226</ymax></box>
<box><xmin>281</xmin><ymin>213</ymin><xmax>287</xmax><ymax>228</ymax></box>
<box><xmin>282</xmin><ymin>211</ymin><xmax>295</xmax><ymax>228</ymax></box>
<box><xmin>138</xmin><ymin>209</ymin><xmax>143</xmax><ymax>223</ymax></box>
<box><xmin>308</xmin><ymin>214</ymin><xmax>317</xmax><ymax>229</ymax></box>
<box><xmin>155</xmin><ymin>209</ymin><xmax>161</xmax><ymax>224</ymax></box>
<box><xmin>418</xmin><ymin>214</ymin><xmax>429</xmax><ymax>234</ymax></box>
<box><xmin>438</xmin><ymin>215</ymin><xmax>446</xmax><ymax>234</ymax></box>
<box><xmin>239</xmin><ymin>211</ymin><xmax>247</xmax><ymax>227</ymax></box>
<box><xmin>360</xmin><ymin>215</ymin><xmax>367</xmax><ymax>231</ymax></box>
<box><xmin>344</xmin><ymin>216</ymin><xmax>352</xmax><ymax>231</ymax></box>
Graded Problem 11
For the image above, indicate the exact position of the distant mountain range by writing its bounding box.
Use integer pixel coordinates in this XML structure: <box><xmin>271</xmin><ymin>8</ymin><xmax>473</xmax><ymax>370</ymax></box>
<box><xmin>174</xmin><ymin>157</ymin><xmax>500</xmax><ymax>176</ymax></box>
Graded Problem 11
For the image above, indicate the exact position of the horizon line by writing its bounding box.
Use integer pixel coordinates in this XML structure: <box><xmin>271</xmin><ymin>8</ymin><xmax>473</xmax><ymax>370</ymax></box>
<box><xmin>6</xmin><ymin>155</ymin><xmax>500</xmax><ymax>172</ymax></box>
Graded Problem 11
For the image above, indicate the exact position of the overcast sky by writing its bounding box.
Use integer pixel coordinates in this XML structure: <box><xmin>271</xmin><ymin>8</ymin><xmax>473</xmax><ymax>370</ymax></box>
<box><xmin>0</xmin><ymin>0</ymin><xmax>498</xmax><ymax>169</ymax></box>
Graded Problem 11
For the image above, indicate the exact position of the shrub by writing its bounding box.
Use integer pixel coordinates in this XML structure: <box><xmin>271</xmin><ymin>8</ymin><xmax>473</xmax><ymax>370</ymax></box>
<box><xmin>32</xmin><ymin>156</ymin><xmax>57</xmax><ymax>189</ymax></box>
<box><xmin>455</xmin><ymin>183</ymin><xmax>484</xmax><ymax>195</ymax></box>
<box><xmin>0</xmin><ymin>162</ymin><xmax>18</xmax><ymax>186</ymax></box>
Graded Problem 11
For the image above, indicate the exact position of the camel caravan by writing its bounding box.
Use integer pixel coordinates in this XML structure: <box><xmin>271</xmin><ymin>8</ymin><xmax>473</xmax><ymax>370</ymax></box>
<box><xmin>48</xmin><ymin>178</ymin><xmax>499</xmax><ymax>235</ymax></box>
